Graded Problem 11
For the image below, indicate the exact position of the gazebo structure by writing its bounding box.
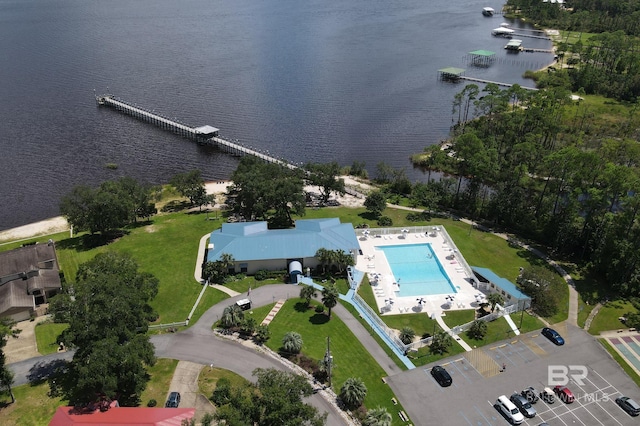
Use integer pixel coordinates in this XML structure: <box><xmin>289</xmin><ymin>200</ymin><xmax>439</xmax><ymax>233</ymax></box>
<box><xmin>438</xmin><ymin>67</ymin><xmax>466</xmax><ymax>82</ymax></box>
<box><xmin>467</xmin><ymin>50</ymin><xmax>496</xmax><ymax>67</ymax></box>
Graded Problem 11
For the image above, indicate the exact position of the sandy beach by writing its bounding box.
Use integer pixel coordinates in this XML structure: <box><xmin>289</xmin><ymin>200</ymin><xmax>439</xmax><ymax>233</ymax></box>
<box><xmin>0</xmin><ymin>176</ymin><xmax>369</xmax><ymax>244</ymax></box>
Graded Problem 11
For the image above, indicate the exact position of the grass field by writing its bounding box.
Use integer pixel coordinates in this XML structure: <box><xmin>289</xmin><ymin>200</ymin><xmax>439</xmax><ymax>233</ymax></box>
<box><xmin>588</xmin><ymin>300</ymin><xmax>638</xmax><ymax>335</ymax></box>
<box><xmin>261</xmin><ymin>298</ymin><xmax>408</xmax><ymax>425</ymax></box>
<box><xmin>139</xmin><ymin>358</ymin><xmax>179</xmax><ymax>407</ymax></box>
<box><xmin>0</xmin><ymin>201</ymin><xmax>579</xmax><ymax>424</ymax></box>
<box><xmin>34</xmin><ymin>322</ymin><xmax>68</xmax><ymax>355</ymax></box>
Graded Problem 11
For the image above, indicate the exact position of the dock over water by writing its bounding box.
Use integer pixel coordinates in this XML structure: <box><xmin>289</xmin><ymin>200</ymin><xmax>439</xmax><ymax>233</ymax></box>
<box><xmin>437</xmin><ymin>68</ymin><xmax>537</xmax><ymax>90</ymax></box>
<box><xmin>96</xmin><ymin>94</ymin><xmax>295</xmax><ymax>170</ymax></box>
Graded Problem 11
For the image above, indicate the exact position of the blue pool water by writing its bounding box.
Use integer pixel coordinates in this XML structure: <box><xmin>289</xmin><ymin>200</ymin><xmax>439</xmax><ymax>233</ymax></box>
<box><xmin>378</xmin><ymin>243</ymin><xmax>457</xmax><ymax>297</ymax></box>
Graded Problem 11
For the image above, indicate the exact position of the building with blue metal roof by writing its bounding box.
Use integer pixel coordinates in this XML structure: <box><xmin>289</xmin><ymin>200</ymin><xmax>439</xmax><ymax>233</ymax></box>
<box><xmin>206</xmin><ymin>218</ymin><xmax>359</xmax><ymax>275</ymax></box>
<box><xmin>471</xmin><ymin>266</ymin><xmax>531</xmax><ymax>309</ymax></box>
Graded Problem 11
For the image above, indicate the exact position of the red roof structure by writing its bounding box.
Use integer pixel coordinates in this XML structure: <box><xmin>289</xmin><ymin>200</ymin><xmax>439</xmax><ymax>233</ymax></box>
<box><xmin>49</xmin><ymin>406</ymin><xmax>195</xmax><ymax>426</ymax></box>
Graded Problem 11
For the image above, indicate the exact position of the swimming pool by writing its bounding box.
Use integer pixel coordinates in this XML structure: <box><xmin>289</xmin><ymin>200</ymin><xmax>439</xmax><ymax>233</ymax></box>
<box><xmin>378</xmin><ymin>243</ymin><xmax>457</xmax><ymax>297</ymax></box>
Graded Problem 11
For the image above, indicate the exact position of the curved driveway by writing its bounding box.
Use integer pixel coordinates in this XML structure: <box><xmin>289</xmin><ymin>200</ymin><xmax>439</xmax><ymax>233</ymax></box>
<box><xmin>10</xmin><ymin>284</ymin><xmax>401</xmax><ymax>426</ymax></box>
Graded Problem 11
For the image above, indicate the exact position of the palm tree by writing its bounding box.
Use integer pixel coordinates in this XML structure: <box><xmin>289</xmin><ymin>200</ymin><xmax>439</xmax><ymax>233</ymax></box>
<box><xmin>219</xmin><ymin>253</ymin><xmax>236</xmax><ymax>276</ymax></box>
<box><xmin>429</xmin><ymin>331</ymin><xmax>453</xmax><ymax>355</ymax></box>
<box><xmin>487</xmin><ymin>293</ymin><xmax>504</xmax><ymax>312</ymax></box>
<box><xmin>315</xmin><ymin>248</ymin><xmax>331</xmax><ymax>274</ymax></box>
<box><xmin>399</xmin><ymin>327</ymin><xmax>416</xmax><ymax>345</ymax></box>
<box><xmin>321</xmin><ymin>284</ymin><xmax>339</xmax><ymax>318</ymax></box>
<box><xmin>363</xmin><ymin>407</ymin><xmax>392</xmax><ymax>426</ymax></box>
<box><xmin>282</xmin><ymin>331</ymin><xmax>303</xmax><ymax>355</ymax></box>
<box><xmin>339</xmin><ymin>377</ymin><xmax>367</xmax><ymax>409</ymax></box>
<box><xmin>467</xmin><ymin>320</ymin><xmax>488</xmax><ymax>340</ymax></box>
<box><xmin>221</xmin><ymin>304</ymin><xmax>243</xmax><ymax>328</ymax></box>
<box><xmin>299</xmin><ymin>285</ymin><xmax>317</xmax><ymax>308</ymax></box>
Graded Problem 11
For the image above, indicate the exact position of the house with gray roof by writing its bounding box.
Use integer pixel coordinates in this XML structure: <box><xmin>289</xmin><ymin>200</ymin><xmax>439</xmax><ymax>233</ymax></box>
<box><xmin>0</xmin><ymin>242</ymin><xmax>62</xmax><ymax>322</ymax></box>
<box><xmin>206</xmin><ymin>218</ymin><xmax>360</xmax><ymax>276</ymax></box>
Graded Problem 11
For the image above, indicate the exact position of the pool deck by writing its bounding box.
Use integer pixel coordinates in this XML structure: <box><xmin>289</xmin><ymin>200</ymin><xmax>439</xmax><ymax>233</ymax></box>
<box><xmin>355</xmin><ymin>227</ymin><xmax>486</xmax><ymax>319</ymax></box>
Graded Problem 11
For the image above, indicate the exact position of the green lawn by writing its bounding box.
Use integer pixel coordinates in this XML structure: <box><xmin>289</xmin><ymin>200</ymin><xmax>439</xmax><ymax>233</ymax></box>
<box><xmin>0</xmin><ymin>381</ymin><xmax>65</xmax><ymax>426</ymax></box>
<box><xmin>34</xmin><ymin>322</ymin><xmax>68</xmax><ymax>355</ymax></box>
<box><xmin>588</xmin><ymin>300</ymin><xmax>637</xmax><ymax>335</ymax></box>
<box><xmin>441</xmin><ymin>310</ymin><xmax>476</xmax><ymax>328</ymax></box>
<box><xmin>262</xmin><ymin>298</ymin><xmax>408</xmax><ymax>425</ymax></box>
<box><xmin>55</xmin><ymin>212</ymin><xmax>226</xmax><ymax>324</ymax></box>
<box><xmin>140</xmin><ymin>358</ymin><xmax>179</xmax><ymax>407</ymax></box>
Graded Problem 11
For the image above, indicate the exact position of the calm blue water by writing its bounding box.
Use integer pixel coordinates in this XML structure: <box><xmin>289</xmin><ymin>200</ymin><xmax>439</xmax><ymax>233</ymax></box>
<box><xmin>378</xmin><ymin>243</ymin><xmax>456</xmax><ymax>296</ymax></box>
<box><xmin>0</xmin><ymin>0</ymin><xmax>553</xmax><ymax>231</ymax></box>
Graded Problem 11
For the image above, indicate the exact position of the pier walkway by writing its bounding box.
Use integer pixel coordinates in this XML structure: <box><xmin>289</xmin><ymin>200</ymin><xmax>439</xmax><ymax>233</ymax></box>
<box><xmin>456</xmin><ymin>75</ymin><xmax>537</xmax><ymax>91</ymax></box>
<box><xmin>96</xmin><ymin>94</ymin><xmax>294</xmax><ymax>170</ymax></box>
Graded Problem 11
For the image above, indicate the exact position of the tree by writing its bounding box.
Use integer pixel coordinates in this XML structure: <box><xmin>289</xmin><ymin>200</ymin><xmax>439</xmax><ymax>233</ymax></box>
<box><xmin>282</xmin><ymin>331</ymin><xmax>303</xmax><ymax>355</ymax></box>
<box><xmin>304</xmin><ymin>162</ymin><xmax>346</xmax><ymax>204</ymax></box>
<box><xmin>0</xmin><ymin>318</ymin><xmax>20</xmax><ymax>403</ymax></box>
<box><xmin>321</xmin><ymin>284</ymin><xmax>339</xmax><ymax>319</ymax></box>
<box><xmin>467</xmin><ymin>320</ymin><xmax>488</xmax><ymax>340</ymax></box>
<box><xmin>339</xmin><ymin>377</ymin><xmax>367</xmax><ymax>409</ymax></box>
<box><xmin>399</xmin><ymin>327</ymin><xmax>416</xmax><ymax>345</ymax></box>
<box><xmin>221</xmin><ymin>304</ymin><xmax>244</xmax><ymax>329</ymax></box>
<box><xmin>300</xmin><ymin>285</ymin><xmax>317</xmax><ymax>308</ymax></box>
<box><xmin>363</xmin><ymin>407</ymin><xmax>392</xmax><ymax>426</ymax></box>
<box><xmin>254</xmin><ymin>324</ymin><xmax>270</xmax><ymax>345</ymax></box>
<box><xmin>364</xmin><ymin>191</ymin><xmax>387</xmax><ymax>219</ymax></box>
<box><xmin>49</xmin><ymin>252</ymin><xmax>158</xmax><ymax>406</ymax></box>
<box><xmin>487</xmin><ymin>293</ymin><xmax>504</xmax><ymax>312</ymax></box>
<box><xmin>429</xmin><ymin>331</ymin><xmax>453</xmax><ymax>355</ymax></box>
<box><xmin>213</xmin><ymin>368</ymin><xmax>326</xmax><ymax>426</ymax></box>
<box><xmin>60</xmin><ymin>178</ymin><xmax>158</xmax><ymax>234</ymax></box>
<box><xmin>229</xmin><ymin>156</ymin><xmax>305</xmax><ymax>227</ymax></box>
<box><xmin>170</xmin><ymin>170</ymin><xmax>207</xmax><ymax>207</ymax></box>
<box><xmin>203</xmin><ymin>253</ymin><xmax>236</xmax><ymax>284</ymax></box>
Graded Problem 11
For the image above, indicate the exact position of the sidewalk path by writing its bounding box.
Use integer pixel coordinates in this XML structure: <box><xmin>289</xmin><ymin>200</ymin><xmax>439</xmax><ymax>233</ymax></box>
<box><xmin>435</xmin><ymin>315</ymin><xmax>473</xmax><ymax>351</ymax></box>
<box><xmin>195</xmin><ymin>232</ymin><xmax>240</xmax><ymax>297</ymax></box>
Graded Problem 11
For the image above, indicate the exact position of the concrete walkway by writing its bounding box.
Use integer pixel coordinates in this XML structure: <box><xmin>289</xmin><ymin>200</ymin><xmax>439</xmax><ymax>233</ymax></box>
<box><xmin>4</xmin><ymin>315</ymin><xmax>52</xmax><ymax>364</ymax></box>
<box><xmin>383</xmin><ymin>206</ymin><xmax>580</xmax><ymax>328</ymax></box>
<box><xmin>435</xmin><ymin>315</ymin><xmax>473</xmax><ymax>351</ymax></box>
<box><xmin>195</xmin><ymin>232</ymin><xmax>240</xmax><ymax>297</ymax></box>
<box><xmin>166</xmin><ymin>361</ymin><xmax>215</xmax><ymax>419</ymax></box>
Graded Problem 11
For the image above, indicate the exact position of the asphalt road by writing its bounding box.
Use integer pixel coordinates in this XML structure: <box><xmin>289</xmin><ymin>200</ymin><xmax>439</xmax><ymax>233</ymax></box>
<box><xmin>9</xmin><ymin>284</ymin><xmax>403</xmax><ymax>426</ymax></box>
<box><xmin>387</xmin><ymin>323</ymin><xmax>640</xmax><ymax>426</ymax></box>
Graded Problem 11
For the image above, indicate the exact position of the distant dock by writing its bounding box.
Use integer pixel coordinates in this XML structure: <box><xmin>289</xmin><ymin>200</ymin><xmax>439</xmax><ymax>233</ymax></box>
<box><xmin>437</xmin><ymin>68</ymin><xmax>537</xmax><ymax>90</ymax></box>
<box><xmin>95</xmin><ymin>94</ymin><xmax>295</xmax><ymax>169</ymax></box>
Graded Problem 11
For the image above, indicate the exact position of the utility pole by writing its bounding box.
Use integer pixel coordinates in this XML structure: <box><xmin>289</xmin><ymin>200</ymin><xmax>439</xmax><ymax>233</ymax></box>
<box><xmin>519</xmin><ymin>299</ymin><xmax>526</xmax><ymax>330</ymax></box>
<box><xmin>325</xmin><ymin>336</ymin><xmax>333</xmax><ymax>388</ymax></box>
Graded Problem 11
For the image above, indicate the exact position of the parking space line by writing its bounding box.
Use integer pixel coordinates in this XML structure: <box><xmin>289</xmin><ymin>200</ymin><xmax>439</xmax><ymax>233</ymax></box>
<box><xmin>464</xmin><ymin>349</ymin><xmax>501</xmax><ymax>378</ymax></box>
<box><xmin>521</xmin><ymin>336</ymin><xmax>547</xmax><ymax>356</ymax></box>
<box><xmin>457</xmin><ymin>410</ymin><xmax>474</xmax><ymax>425</ymax></box>
<box><xmin>449</xmin><ymin>358</ymin><xmax>472</xmax><ymax>380</ymax></box>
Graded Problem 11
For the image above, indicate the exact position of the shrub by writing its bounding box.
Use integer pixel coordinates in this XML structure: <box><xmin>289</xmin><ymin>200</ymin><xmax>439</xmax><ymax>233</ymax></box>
<box><xmin>147</xmin><ymin>399</ymin><xmax>157</xmax><ymax>407</ymax></box>
<box><xmin>377</xmin><ymin>216</ymin><xmax>392</xmax><ymax>226</ymax></box>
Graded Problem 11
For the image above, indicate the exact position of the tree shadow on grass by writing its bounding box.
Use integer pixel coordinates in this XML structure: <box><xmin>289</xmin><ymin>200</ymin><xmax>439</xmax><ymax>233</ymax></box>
<box><xmin>358</xmin><ymin>212</ymin><xmax>379</xmax><ymax>221</ymax></box>
<box><xmin>309</xmin><ymin>313</ymin><xmax>329</xmax><ymax>325</ymax></box>
<box><xmin>55</xmin><ymin>231</ymin><xmax>128</xmax><ymax>252</ymax></box>
<box><xmin>294</xmin><ymin>301</ymin><xmax>311</xmax><ymax>313</ymax></box>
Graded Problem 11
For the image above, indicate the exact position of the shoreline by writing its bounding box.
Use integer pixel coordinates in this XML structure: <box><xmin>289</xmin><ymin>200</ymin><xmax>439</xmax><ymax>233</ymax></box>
<box><xmin>0</xmin><ymin>177</ymin><xmax>368</xmax><ymax>244</ymax></box>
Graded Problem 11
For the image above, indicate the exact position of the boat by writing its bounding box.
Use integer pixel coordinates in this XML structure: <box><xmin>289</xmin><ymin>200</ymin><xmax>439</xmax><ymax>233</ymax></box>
<box><xmin>504</xmin><ymin>39</ymin><xmax>523</xmax><ymax>51</ymax></box>
<box><xmin>492</xmin><ymin>27</ymin><xmax>515</xmax><ymax>37</ymax></box>
<box><xmin>482</xmin><ymin>7</ymin><xmax>495</xmax><ymax>16</ymax></box>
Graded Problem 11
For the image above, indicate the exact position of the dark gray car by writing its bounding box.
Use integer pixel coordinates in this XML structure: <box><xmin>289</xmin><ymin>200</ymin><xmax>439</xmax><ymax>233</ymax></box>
<box><xmin>510</xmin><ymin>393</ymin><xmax>537</xmax><ymax>418</ymax></box>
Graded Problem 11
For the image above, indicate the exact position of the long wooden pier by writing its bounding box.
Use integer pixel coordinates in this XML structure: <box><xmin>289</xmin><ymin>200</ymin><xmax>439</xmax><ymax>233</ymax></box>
<box><xmin>95</xmin><ymin>94</ymin><xmax>295</xmax><ymax>170</ymax></box>
<box><xmin>457</xmin><ymin>75</ymin><xmax>537</xmax><ymax>90</ymax></box>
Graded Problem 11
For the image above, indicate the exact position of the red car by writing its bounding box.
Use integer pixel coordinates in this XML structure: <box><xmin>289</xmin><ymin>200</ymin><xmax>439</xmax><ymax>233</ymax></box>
<box><xmin>554</xmin><ymin>386</ymin><xmax>575</xmax><ymax>403</ymax></box>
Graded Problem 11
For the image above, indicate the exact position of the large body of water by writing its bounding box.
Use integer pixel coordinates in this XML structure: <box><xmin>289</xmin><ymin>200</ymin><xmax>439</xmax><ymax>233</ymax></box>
<box><xmin>0</xmin><ymin>0</ymin><xmax>553</xmax><ymax>231</ymax></box>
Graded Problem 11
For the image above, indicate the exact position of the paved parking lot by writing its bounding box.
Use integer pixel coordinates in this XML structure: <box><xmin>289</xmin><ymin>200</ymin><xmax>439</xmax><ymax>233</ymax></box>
<box><xmin>387</xmin><ymin>324</ymin><xmax>640</xmax><ymax>426</ymax></box>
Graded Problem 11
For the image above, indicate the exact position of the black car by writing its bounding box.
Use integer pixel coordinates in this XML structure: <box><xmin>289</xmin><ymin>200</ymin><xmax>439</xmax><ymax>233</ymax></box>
<box><xmin>521</xmin><ymin>387</ymin><xmax>539</xmax><ymax>404</ymax></box>
<box><xmin>430</xmin><ymin>365</ymin><xmax>452</xmax><ymax>387</ymax></box>
<box><xmin>510</xmin><ymin>393</ymin><xmax>537</xmax><ymax>418</ymax></box>
<box><xmin>616</xmin><ymin>396</ymin><xmax>640</xmax><ymax>416</ymax></box>
<box><xmin>541</xmin><ymin>327</ymin><xmax>565</xmax><ymax>345</ymax></box>
<box><xmin>165</xmin><ymin>391</ymin><xmax>181</xmax><ymax>408</ymax></box>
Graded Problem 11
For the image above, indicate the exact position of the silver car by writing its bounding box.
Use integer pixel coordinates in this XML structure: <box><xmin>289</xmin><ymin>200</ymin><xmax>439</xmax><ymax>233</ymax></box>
<box><xmin>510</xmin><ymin>393</ymin><xmax>537</xmax><ymax>418</ymax></box>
